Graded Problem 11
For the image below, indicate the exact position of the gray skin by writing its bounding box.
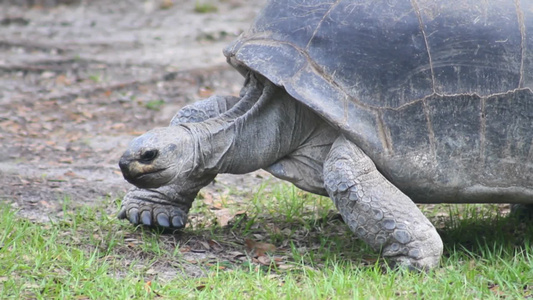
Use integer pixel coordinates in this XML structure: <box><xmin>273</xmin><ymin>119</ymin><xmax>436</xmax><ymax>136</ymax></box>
<box><xmin>119</xmin><ymin>0</ymin><xmax>533</xmax><ymax>270</ymax></box>
<box><xmin>119</xmin><ymin>73</ymin><xmax>443</xmax><ymax>269</ymax></box>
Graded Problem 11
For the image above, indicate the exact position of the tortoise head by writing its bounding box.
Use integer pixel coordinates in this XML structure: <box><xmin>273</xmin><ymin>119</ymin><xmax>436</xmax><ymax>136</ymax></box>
<box><xmin>119</xmin><ymin>127</ymin><xmax>196</xmax><ymax>189</ymax></box>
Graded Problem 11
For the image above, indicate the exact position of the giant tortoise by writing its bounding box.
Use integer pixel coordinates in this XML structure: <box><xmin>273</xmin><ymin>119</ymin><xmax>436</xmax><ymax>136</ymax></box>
<box><xmin>118</xmin><ymin>0</ymin><xmax>533</xmax><ymax>270</ymax></box>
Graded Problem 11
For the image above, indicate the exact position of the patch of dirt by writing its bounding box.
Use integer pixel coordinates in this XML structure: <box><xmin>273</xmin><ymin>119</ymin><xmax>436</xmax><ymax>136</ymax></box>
<box><xmin>0</xmin><ymin>0</ymin><xmax>268</xmax><ymax>221</ymax></box>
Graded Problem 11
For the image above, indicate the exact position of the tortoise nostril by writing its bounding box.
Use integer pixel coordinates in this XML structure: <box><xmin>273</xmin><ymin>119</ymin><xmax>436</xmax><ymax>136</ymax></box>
<box><xmin>140</xmin><ymin>149</ymin><xmax>158</xmax><ymax>163</ymax></box>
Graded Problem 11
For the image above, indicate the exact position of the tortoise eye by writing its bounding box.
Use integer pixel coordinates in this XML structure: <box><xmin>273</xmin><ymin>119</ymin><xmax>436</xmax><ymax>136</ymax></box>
<box><xmin>140</xmin><ymin>149</ymin><xmax>158</xmax><ymax>163</ymax></box>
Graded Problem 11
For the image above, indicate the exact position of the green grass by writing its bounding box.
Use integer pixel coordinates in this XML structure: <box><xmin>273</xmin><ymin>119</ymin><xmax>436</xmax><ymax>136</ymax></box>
<box><xmin>143</xmin><ymin>99</ymin><xmax>165</xmax><ymax>111</ymax></box>
<box><xmin>194</xmin><ymin>1</ymin><xmax>218</xmax><ymax>13</ymax></box>
<box><xmin>0</xmin><ymin>184</ymin><xmax>532</xmax><ymax>299</ymax></box>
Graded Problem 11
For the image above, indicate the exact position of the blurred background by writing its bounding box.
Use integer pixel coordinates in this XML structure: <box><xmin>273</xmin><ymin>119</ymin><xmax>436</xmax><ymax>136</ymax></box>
<box><xmin>0</xmin><ymin>0</ymin><xmax>266</xmax><ymax>221</ymax></box>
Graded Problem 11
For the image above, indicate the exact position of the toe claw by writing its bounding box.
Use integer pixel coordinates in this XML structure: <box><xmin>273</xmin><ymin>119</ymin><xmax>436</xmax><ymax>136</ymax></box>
<box><xmin>157</xmin><ymin>213</ymin><xmax>170</xmax><ymax>228</ymax></box>
<box><xmin>129</xmin><ymin>208</ymin><xmax>139</xmax><ymax>224</ymax></box>
<box><xmin>141</xmin><ymin>211</ymin><xmax>152</xmax><ymax>226</ymax></box>
<box><xmin>117</xmin><ymin>207</ymin><xmax>127</xmax><ymax>219</ymax></box>
<box><xmin>172</xmin><ymin>216</ymin><xmax>184</xmax><ymax>228</ymax></box>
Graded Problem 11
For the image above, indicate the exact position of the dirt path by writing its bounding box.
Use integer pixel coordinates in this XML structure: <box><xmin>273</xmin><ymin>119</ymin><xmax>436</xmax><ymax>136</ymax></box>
<box><xmin>0</xmin><ymin>0</ymin><xmax>267</xmax><ymax>221</ymax></box>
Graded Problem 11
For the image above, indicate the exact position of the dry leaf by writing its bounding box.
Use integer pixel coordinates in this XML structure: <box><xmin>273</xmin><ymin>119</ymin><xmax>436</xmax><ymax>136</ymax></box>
<box><xmin>64</xmin><ymin>171</ymin><xmax>78</xmax><ymax>178</ymax></box>
<box><xmin>488</xmin><ymin>283</ymin><xmax>504</xmax><ymax>296</ymax></box>
<box><xmin>129</xmin><ymin>131</ymin><xmax>145</xmax><ymax>135</ymax></box>
<box><xmin>198</xmin><ymin>87</ymin><xmax>213</xmax><ymax>98</ymax></box>
<box><xmin>180</xmin><ymin>245</ymin><xmax>191</xmax><ymax>253</ymax></box>
<box><xmin>276</xmin><ymin>264</ymin><xmax>294</xmax><ymax>270</ymax></box>
<box><xmin>245</xmin><ymin>239</ymin><xmax>276</xmax><ymax>256</ymax></box>
<box><xmin>59</xmin><ymin>158</ymin><xmax>73</xmax><ymax>164</ymax></box>
<box><xmin>111</xmin><ymin>123</ymin><xmax>126</xmax><ymax>130</ymax></box>
<box><xmin>199</xmin><ymin>240</ymin><xmax>211</xmax><ymax>250</ymax></box>
<box><xmin>81</xmin><ymin>111</ymin><xmax>93</xmax><ymax>119</ymax></box>
<box><xmin>146</xmin><ymin>268</ymin><xmax>157</xmax><ymax>275</ymax></box>
<box><xmin>228</xmin><ymin>251</ymin><xmax>246</xmax><ymax>259</ymax></box>
<box><xmin>272</xmin><ymin>256</ymin><xmax>284</xmax><ymax>263</ymax></box>
<box><xmin>257</xmin><ymin>255</ymin><xmax>271</xmax><ymax>266</ymax></box>
<box><xmin>214</xmin><ymin>208</ymin><xmax>234</xmax><ymax>227</ymax></box>
<box><xmin>144</xmin><ymin>281</ymin><xmax>152</xmax><ymax>293</ymax></box>
<box><xmin>39</xmin><ymin>200</ymin><xmax>54</xmax><ymax>208</ymax></box>
<box><xmin>55</xmin><ymin>74</ymin><xmax>71</xmax><ymax>85</ymax></box>
<box><xmin>207</xmin><ymin>239</ymin><xmax>222</xmax><ymax>248</ymax></box>
<box><xmin>160</xmin><ymin>0</ymin><xmax>174</xmax><ymax>9</ymax></box>
<box><xmin>74</xmin><ymin>98</ymin><xmax>89</xmax><ymax>104</ymax></box>
<box><xmin>200</xmin><ymin>191</ymin><xmax>214</xmax><ymax>205</ymax></box>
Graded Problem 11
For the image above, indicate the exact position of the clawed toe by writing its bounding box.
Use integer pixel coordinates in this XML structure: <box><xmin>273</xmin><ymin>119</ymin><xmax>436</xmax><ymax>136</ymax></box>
<box><xmin>128</xmin><ymin>208</ymin><xmax>139</xmax><ymax>224</ymax></box>
<box><xmin>121</xmin><ymin>205</ymin><xmax>187</xmax><ymax>229</ymax></box>
<box><xmin>157</xmin><ymin>213</ymin><xmax>170</xmax><ymax>227</ymax></box>
<box><xmin>141</xmin><ymin>211</ymin><xmax>152</xmax><ymax>226</ymax></box>
<box><xmin>119</xmin><ymin>188</ymin><xmax>189</xmax><ymax>230</ymax></box>
<box><xmin>117</xmin><ymin>207</ymin><xmax>127</xmax><ymax>220</ymax></box>
<box><xmin>172</xmin><ymin>216</ymin><xmax>184</xmax><ymax>228</ymax></box>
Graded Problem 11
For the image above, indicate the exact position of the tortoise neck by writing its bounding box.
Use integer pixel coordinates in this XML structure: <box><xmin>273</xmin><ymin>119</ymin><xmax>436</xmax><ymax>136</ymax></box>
<box><xmin>184</xmin><ymin>81</ymin><xmax>310</xmax><ymax>176</ymax></box>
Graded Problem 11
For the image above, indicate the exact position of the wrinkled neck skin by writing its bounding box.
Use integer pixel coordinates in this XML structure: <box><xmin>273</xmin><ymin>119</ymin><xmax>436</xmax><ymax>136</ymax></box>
<box><xmin>186</xmin><ymin>79</ymin><xmax>321</xmax><ymax>176</ymax></box>
<box><xmin>131</xmin><ymin>76</ymin><xmax>327</xmax><ymax>211</ymax></box>
<box><xmin>164</xmin><ymin>76</ymin><xmax>325</xmax><ymax>204</ymax></box>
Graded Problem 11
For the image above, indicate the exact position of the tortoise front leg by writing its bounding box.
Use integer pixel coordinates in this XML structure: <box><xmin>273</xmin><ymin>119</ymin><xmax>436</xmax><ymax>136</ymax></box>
<box><xmin>118</xmin><ymin>95</ymin><xmax>238</xmax><ymax>229</ymax></box>
<box><xmin>323</xmin><ymin>135</ymin><xmax>443</xmax><ymax>270</ymax></box>
<box><xmin>118</xmin><ymin>186</ymin><xmax>191</xmax><ymax>228</ymax></box>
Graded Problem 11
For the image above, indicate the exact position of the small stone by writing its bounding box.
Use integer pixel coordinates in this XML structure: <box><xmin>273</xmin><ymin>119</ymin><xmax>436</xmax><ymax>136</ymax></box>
<box><xmin>348</xmin><ymin>192</ymin><xmax>358</xmax><ymax>201</ymax></box>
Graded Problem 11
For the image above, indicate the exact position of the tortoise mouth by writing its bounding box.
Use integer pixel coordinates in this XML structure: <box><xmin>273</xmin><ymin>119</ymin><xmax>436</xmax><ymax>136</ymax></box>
<box><xmin>123</xmin><ymin>167</ymin><xmax>170</xmax><ymax>188</ymax></box>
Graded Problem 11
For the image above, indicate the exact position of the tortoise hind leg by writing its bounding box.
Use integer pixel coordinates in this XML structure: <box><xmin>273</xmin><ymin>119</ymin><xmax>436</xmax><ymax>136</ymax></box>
<box><xmin>510</xmin><ymin>204</ymin><xmax>533</xmax><ymax>220</ymax></box>
<box><xmin>323</xmin><ymin>135</ymin><xmax>443</xmax><ymax>270</ymax></box>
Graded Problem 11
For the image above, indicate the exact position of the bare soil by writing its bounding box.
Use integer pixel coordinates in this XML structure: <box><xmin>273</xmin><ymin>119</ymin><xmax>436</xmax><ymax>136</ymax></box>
<box><xmin>0</xmin><ymin>0</ymin><xmax>268</xmax><ymax>221</ymax></box>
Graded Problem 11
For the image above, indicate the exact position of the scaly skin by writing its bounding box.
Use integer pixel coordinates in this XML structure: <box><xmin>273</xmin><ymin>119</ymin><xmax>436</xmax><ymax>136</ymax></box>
<box><xmin>119</xmin><ymin>77</ymin><xmax>443</xmax><ymax>270</ymax></box>
<box><xmin>324</xmin><ymin>136</ymin><xmax>443</xmax><ymax>270</ymax></box>
<box><xmin>117</xmin><ymin>76</ymin><xmax>262</xmax><ymax>228</ymax></box>
<box><xmin>169</xmin><ymin>95</ymin><xmax>241</xmax><ymax>126</ymax></box>
<box><xmin>119</xmin><ymin>75</ymin><xmax>335</xmax><ymax>227</ymax></box>
<box><xmin>118</xmin><ymin>186</ymin><xmax>190</xmax><ymax>228</ymax></box>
